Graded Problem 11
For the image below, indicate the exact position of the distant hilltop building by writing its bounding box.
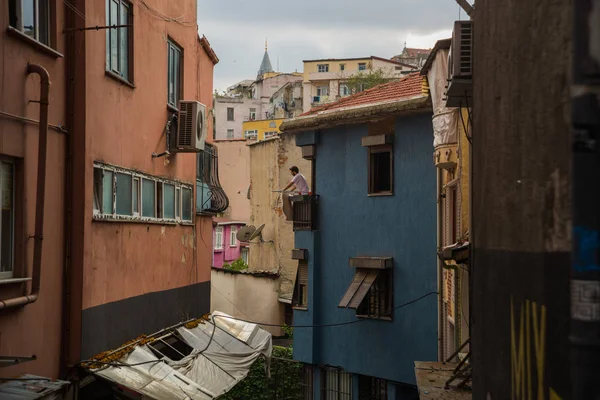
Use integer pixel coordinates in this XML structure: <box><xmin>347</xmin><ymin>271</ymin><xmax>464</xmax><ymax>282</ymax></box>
<box><xmin>213</xmin><ymin>41</ymin><xmax>303</xmax><ymax>141</ymax></box>
<box><xmin>392</xmin><ymin>44</ymin><xmax>432</xmax><ymax>68</ymax></box>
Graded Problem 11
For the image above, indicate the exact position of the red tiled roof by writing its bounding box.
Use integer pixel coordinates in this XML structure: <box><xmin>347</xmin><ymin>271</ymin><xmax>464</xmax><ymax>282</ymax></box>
<box><xmin>404</xmin><ymin>48</ymin><xmax>431</xmax><ymax>58</ymax></box>
<box><xmin>301</xmin><ymin>73</ymin><xmax>426</xmax><ymax>117</ymax></box>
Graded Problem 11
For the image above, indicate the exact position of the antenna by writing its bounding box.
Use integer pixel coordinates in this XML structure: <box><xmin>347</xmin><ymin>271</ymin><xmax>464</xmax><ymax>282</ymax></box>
<box><xmin>236</xmin><ymin>225</ymin><xmax>256</xmax><ymax>243</ymax></box>
<box><xmin>249</xmin><ymin>224</ymin><xmax>265</xmax><ymax>241</ymax></box>
<box><xmin>265</xmin><ymin>38</ymin><xmax>268</xmax><ymax>51</ymax></box>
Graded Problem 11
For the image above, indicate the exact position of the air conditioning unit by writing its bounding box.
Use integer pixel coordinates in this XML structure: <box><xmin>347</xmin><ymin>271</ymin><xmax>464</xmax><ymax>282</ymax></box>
<box><xmin>445</xmin><ymin>20</ymin><xmax>473</xmax><ymax>107</ymax></box>
<box><xmin>174</xmin><ymin>100</ymin><xmax>207</xmax><ymax>152</ymax></box>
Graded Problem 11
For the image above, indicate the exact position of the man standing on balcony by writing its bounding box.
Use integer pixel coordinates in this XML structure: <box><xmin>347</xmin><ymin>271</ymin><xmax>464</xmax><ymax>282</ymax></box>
<box><xmin>282</xmin><ymin>166</ymin><xmax>310</xmax><ymax>220</ymax></box>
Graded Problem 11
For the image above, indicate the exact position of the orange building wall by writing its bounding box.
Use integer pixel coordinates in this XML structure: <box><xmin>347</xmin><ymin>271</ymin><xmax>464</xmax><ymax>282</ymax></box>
<box><xmin>0</xmin><ymin>4</ymin><xmax>67</xmax><ymax>378</ymax></box>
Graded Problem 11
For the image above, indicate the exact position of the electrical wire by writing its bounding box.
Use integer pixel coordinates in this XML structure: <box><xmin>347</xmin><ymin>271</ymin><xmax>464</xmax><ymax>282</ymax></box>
<box><xmin>211</xmin><ymin>291</ymin><xmax>438</xmax><ymax>328</ymax></box>
<box><xmin>62</xmin><ymin>0</ymin><xmax>86</xmax><ymax>20</ymax></box>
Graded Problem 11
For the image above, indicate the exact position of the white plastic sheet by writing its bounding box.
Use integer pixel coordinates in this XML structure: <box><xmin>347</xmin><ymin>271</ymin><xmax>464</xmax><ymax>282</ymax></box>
<box><xmin>92</xmin><ymin>312</ymin><xmax>272</xmax><ymax>400</ymax></box>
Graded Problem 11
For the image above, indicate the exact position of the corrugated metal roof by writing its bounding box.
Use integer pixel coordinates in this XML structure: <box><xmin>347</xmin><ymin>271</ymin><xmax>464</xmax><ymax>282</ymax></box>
<box><xmin>0</xmin><ymin>375</ymin><xmax>69</xmax><ymax>400</ymax></box>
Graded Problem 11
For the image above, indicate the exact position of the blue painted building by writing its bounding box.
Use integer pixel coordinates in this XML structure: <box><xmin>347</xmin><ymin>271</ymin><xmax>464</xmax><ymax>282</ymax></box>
<box><xmin>280</xmin><ymin>74</ymin><xmax>438</xmax><ymax>400</ymax></box>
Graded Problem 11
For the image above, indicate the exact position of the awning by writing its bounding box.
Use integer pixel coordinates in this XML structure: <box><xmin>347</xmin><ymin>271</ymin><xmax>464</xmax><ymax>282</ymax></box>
<box><xmin>86</xmin><ymin>311</ymin><xmax>272</xmax><ymax>400</ymax></box>
<box><xmin>338</xmin><ymin>270</ymin><xmax>379</xmax><ymax>309</ymax></box>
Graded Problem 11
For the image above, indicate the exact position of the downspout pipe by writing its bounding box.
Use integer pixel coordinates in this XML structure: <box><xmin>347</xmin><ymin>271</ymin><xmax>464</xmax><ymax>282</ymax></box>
<box><xmin>0</xmin><ymin>63</ymin><xmax>50</xmax><ymax>310</ymax></box>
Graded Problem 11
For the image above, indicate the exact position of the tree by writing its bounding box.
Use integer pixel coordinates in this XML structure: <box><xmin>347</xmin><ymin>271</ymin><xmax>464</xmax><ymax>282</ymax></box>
<box><xmin>344</xmin><ymin>68</ymin><xmax>393</xmax><ymax>95</ymax></box>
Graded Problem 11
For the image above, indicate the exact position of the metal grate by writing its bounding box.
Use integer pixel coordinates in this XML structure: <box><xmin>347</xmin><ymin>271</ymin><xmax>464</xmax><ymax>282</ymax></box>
<box><xmin>178</xmin><ymin>101</ymin><xmax>193</xmax><ymax>147</ymax></box>
<box><xmin>196</xmin><ymin>144</ymin><xmax>229</xmax><ymax>214</ymax></box>
<box><xmin>292</xmin><ymin>195</ymin><xmax>319</xmax><ymax>231</ymax></box>
<box><xmin>321</xmin><ymin>368</ymin><xmax>352</xmax><ymax>400</ymax></box>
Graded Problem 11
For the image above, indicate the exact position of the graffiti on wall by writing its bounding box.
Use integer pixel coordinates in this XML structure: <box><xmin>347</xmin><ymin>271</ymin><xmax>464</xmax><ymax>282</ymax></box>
<box><xmin>510</xmin><ymin>297</ymin><xmax>563</xmax><ymax>400</ymax></box>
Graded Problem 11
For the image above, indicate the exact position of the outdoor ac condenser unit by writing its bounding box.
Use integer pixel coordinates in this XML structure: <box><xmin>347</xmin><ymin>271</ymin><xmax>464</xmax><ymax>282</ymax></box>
<box><xmin>175</xmin><ymin>100</ymin><xmax>207</xmax><ymax>152</ymax></box>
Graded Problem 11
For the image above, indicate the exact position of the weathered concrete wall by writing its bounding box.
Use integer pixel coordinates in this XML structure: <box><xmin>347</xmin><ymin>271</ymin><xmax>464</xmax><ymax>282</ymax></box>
<box><xmin>214</xmin><ymin>139</ymin><xmax>251</xmax><ymax>221</ymax></box>
<box><xmin>210</xmin><ymin>268</ymin><xmax>283</xmax><ymax>336</ymax></box>
<box><xmin>0</xmin><ymin>2</ymin><xmax>67</xmax><ymax>379</ymax></box>
<box><xmin>471</xmin><ymin>1</ymin><xmax>572</xmax><ymax>399</ymax></box>
<box><xmin>248</xmin><ymin>135</ymin><xmax>311</xmax><ymax>301</ymax></box>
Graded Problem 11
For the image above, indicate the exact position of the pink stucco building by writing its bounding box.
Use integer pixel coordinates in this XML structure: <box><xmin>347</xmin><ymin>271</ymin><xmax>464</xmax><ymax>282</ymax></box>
<box><xmin>213</xmin><ymin>218</ymin><xmax>249</xmax><ymax>268</ymax></box>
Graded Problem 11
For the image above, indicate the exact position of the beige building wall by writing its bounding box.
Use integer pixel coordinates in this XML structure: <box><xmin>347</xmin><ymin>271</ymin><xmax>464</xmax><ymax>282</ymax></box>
<box><xmin>210</xmin><ymin>269</ymin><xmax>283</xmax><ymax>336</ymax></box>
<box><xmin>247</xmin><ymin>135</ymin><xmax>311</xmax><ymax>302</ymax></box>
<box><xmin>215</xmin><ymin>139</ymin><xmax>251</xmax><ymax>222</ymax></box>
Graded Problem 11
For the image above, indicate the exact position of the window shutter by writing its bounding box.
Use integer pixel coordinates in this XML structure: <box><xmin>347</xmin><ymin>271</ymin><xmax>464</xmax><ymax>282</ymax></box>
<box><xmin>348</xmin><ymin>271</ymin><xmax>379</xmax><ymax>309</ymax></box>
<box><xmin>298</xmin><ymin>262</ymin><xmax>308</xmax><ymax>286</ymax></box>
<box><xmin>339</xmin><ymin>270</ymin><xmax>368</xmax><ymax>308</ymax></box>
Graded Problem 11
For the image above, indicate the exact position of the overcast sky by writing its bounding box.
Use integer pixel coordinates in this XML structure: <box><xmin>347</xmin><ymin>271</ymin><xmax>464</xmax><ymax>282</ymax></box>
<box><xmin>197</xmin><ymin>0</ymin><xmax>460</xmax><ymax>91</ymax></box>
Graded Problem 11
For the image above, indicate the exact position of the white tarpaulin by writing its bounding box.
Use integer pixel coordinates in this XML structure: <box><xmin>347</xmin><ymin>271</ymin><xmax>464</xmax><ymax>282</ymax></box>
<box><xmin>91</xmin><ymin>312</ymin><xmax>272</xmax><ymax>400</ymax></box>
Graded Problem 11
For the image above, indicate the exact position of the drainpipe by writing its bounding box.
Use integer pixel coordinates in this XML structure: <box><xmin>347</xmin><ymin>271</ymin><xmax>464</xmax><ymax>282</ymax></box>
<box><xmin>437</xmin><ymin>168</ymin><xmax>444</xmax><ymax>361</ymax></box>
<box><xmin>0</xmin><ymin>64</ymin><xmax>50</xmax><ymax>310</ymax></box>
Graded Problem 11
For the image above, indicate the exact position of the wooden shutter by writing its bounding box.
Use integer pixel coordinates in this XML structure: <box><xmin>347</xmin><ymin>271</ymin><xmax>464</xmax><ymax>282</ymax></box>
<box><xmin>338</xmin><ymin>270</ymin><xmax>368</xmax><ymax>308</ymax></box>
<box><xmin>298</xmin><ymin>262</ymin><xmax>308</xmax><ymax>286</ymax></box>
<box><xmin>348</xmin><ymin>271</ymin><xmax>379</xmax><ymax>309</ymax></box>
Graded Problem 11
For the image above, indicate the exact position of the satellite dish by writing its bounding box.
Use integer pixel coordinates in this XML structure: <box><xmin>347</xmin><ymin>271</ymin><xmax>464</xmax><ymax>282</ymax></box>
<box><xmin>249</xmin><ymin>224</ymin><xmax>265</xmax><ymax>241</ymax></box>
<box><xmin>236</xmin><ymin>225</ymin><xmax>256</xmax><ymax>243</ymax></box>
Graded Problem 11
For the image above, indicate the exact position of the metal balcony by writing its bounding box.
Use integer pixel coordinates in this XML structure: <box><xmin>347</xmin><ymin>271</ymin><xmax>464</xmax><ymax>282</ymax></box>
<box><xmin>291</xmin><ymin>195</ymin><xmax>319</xmax><ymax>231</ymax></box>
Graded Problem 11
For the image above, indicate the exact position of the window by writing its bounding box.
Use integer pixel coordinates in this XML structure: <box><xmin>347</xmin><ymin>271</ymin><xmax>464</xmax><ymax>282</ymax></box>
<box><xmin>321</xmin><ymin>368</ymin><xmax>352</xmax><ymax>400</ymax></box>
<box><xmin>167</xmin><ymin>40</ymin><xmax>182</xmax><ymax>108</ymax></box>
<box><xmin>358</xmin><ymin>63</ymin><xmax>367</xmax><ymax>71</ymax></box>
<box><xmin>93</xmin><ymin>164</ymin><xmax>192</xmax><ymax>223</ymax></box>
<box><xmin>368</xmin><ymin>145</ymin><xmax>393</xmax><ymax>195</ymax></box>
<box><xmin>317</xmin><ymin>64</ymin><xmax>329</xmax><ymax>73</ymax></box>
<box><xmin>215</xmin><ymin>226</ymin><xmax>223</xmax><ymax>250</ymax></box>
<box><xmin>444</xmin><ymin>181</ymin><xmax>459</xmax><ymax>246</ymax></box>
<box><xmin>106</xmin><ymin>0</ymin><xmax>131</xmax><ymax>81</ymax></box>
<box><xmin>196</xmin><ymin>143</ymin><xmax>229</xmax><ymax>214</ymax></box>
<box><xmin>227</xmin><ymin>107</ymin><xmax>235</xmax><ymax>121</ymax></box>
<box><xmin>264</xmin><ymin>131</ymin><xmax>278</xmax><ymax>139</ymax></box>
<box><xmin>300</xmin><ymin>364</ymin><xmax>314</xmax><ymax>400</ymax></box>
<box><xmin>339</xmin><ymin>63</ymin><xmax>345</xmax><ymax>71</ymax></box>
<box><xmin>358</xmin><ymin>376</ymin><xmax>387</xmax><ymax>400</ymax></box>
<box><xmin>227</xmin><ymin>129</ymin><xmax>234</xmax><ymax>139</ymax></box>
<box><xmin>316</xmin><ymin>86</ymin><xmax>329</xmax><ymax>97</ymax></box>
<box><xmin>9</xmin><ymin>0</ymin><xmax>50</xmax><ymax>46</ymax></box>
<box><xmin>339</xmin><ymin>267</ymin><xmax>393</xmax><ymax>319</ymax></box>
<box><xmin>241</xmin><ymin>247</ymin><xmax>249</xmax><ymax>264</ymax></box>
<box><xmin>339</xmin><ymin>84</ymin><xmax>350</xmax><ymax>97</ymax></box>
<box><xmin>0</xmin><ymin>161</ymin><xmax>15</xmax><ymax>279</ymax></box>
<box><xmin>245</xmin><ymin>130</ymin><xmax>258</xmax><ymax>139</ymax></box>
<box><xmin>148</xmin><ymin>334</ymin><xmax>193</xmax><ymax>361</ymax></box>
<box><xmin>249</xmin><ymin>108</ymin><xmax>256</xmax><ymax>120</ymax></box>
<box><xmin>230</xmin><ymin>226</ymin><xmax>238</xmax><ymax>247</ymax></box>
<box><xmin>293</xmin><ymin>261</ymin><xmax>308</xmax><ymax>308</ymax></box>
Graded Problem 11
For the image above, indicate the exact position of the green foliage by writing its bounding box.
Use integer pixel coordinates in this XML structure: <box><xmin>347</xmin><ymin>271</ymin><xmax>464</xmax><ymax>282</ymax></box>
<box><xmin>282</xmin><ymin>324</ymin><xmax>294</xmax><ymax>340</ymax></box>
<box><xmin>225</xmin><ymin>258</ymin><xmax>249</xmax><ymax>272</ymax></box>
<box><xmin>222</xmin><ymin>262</ymin><xmax>231</xmax><ymax>269</ymax></box>
<box><xmin>345</xmin><ymin>68</ymin><xmax>393</xmax><ymax>95</ymax></box>
<box><xmin>219</xmin><ymin>346</ymin><xmax>304</xmax><ymax>400</ymax></box>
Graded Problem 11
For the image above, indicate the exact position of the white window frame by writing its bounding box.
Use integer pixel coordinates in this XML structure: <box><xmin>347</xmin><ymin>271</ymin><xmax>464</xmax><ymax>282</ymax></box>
<box><xmin>230</xmin><ymin>226</ymin><xmax>238</xmax><ymax>247</ymax></box>
<box><xmin>167</xmin><ymin>39</ymin><xmax>182</xmax><ymax>108</ymax></box>
<box><xmin>316</xmin><ymin>86</ymin><xmax>329</xmax><ymax>96</ymax></box>
<box><xmin>245</xmin><ymin>130</ymin><xmax>258</xmax><ymax>139</ymax></box>
<box><xmin>93</xmin><ymin>163</ymin><xmax>193</xmax><ymax>224</ymax></box>
<box><xmin>358</xmin><ymin>63</ymin><xmax>367</xmax><ymax>71</ymax></box>
<box><xmin>227</xmin><ymin>129</ymin><xmax>234</xmax><ymax>139</ymax></box>
<box><xmin>249</xmin><ymin>108</ymin><xmax>256</xmax><ymax>120</ymax></box>
<box><xmin>241</xmin><ymin>247</ymin><xmax>249</xmax><ymax>264</ymax></box>
<box><xmin>317</xmin><ymin>64</ymin><xmax>329</xmax><ymax>73</ymax></box>
<box><xmin>0</xmin><ymin>160</ymin><xmax>15</xmax><ymax>280</ymax></box>
<box><xmin>10</xmin><ymin>0</ymin><xmax>51</xmax><ymax>45</ymax></box>
<box><xmin>339</xmin><ymin>84</ymin><xmax>350</xmax><ymax>97</ymax></box>
<box><xmin>215</xmin><ymin>226</ymin><xmax>224</xmax><ymax>250</ymax></box>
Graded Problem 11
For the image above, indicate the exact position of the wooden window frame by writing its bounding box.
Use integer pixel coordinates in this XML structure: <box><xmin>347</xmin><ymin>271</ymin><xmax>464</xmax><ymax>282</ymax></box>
<box><xmin>226</xmin><ymin>107</ymin><xmax>235</xmax><ymax>121</ymax></box>
<box><xmin>355</xmin><ymin>268</ymin><xmax>394</xmax><ymax>320</ymax></box>
<box><xmin>293</xmin><ymin>261</ymin><xmax>309</xmax><ymax>309</ymax></box>
<box><xmin>368</xmin><ymin>145</ymin><xmax>393</xmax><ymax>196</ymax></box>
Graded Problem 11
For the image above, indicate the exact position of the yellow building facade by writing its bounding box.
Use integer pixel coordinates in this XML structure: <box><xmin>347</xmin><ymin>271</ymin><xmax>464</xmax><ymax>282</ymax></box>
<box><xmin>242</xmin><ymin>118</ymin><xmax>286</xmax><ymax>141</ymax></box>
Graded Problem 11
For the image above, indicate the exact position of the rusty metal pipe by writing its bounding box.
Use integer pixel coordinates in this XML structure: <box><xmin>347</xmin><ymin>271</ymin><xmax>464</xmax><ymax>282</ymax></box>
<box><xmin>0</xmin><ymin>63</ymin><xmax>50</xmax><ymax>310</ymax></box>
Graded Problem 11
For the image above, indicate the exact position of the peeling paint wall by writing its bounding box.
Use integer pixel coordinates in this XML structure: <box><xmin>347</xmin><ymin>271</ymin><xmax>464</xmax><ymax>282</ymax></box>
<box><xmin>248</xmin><ymin>136</ymin><xmax>311</xmax><ymax>302</ymax></box>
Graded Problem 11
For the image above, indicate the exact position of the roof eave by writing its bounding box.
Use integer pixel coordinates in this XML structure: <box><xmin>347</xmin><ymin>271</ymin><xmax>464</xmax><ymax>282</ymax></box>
<box><xmin>420</xmin><ymin>38</ymin><xmax>451</xmax><ymax>76</ymax></box>
<box><xmin>280</xmin><ymin>95</ymin><xmax>432</xmax><ymax>134</ymax></box>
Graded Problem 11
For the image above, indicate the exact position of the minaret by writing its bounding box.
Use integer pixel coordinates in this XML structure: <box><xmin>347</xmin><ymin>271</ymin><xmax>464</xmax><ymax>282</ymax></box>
<box><xmin>257</xmin><ymin>38</ymin><xmax>274</xmax><ymax>79</ymax></box>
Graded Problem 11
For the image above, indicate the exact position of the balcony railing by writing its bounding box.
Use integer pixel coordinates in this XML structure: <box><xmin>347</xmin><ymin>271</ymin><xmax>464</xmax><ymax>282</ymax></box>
<box><xmin>292</xmin><ymin>195</ymin><xmax>319</xmax><ymax>231</ymax></box>
<box><xmin>196</xmin><ymin>144</ymin><xmax>229</xmax><ymax>214</ymax></box>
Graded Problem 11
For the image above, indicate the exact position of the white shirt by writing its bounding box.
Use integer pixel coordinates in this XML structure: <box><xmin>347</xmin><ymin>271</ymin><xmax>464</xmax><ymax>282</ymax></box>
<box><xmin>291</xmin><ymin>173</ymin><xmax>310</xmax><ymax>194</ymax></box>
